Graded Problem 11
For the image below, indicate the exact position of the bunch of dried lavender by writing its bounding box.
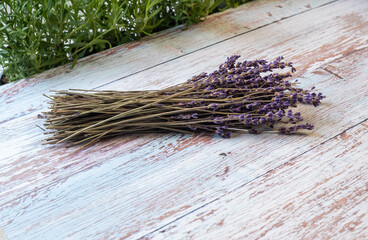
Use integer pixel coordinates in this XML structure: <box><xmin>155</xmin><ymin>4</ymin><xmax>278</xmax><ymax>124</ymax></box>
<box><xmin>43</xmin><ymin>55</ymin><xmax>324</xmax><ymax>146</ymax></box>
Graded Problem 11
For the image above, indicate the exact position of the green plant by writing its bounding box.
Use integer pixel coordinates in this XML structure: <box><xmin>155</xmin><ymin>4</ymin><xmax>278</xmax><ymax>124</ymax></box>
<box><xmin>0</xmin><ymin>0</ymin><xmax>251</xmax><ymax>82</ymax></box>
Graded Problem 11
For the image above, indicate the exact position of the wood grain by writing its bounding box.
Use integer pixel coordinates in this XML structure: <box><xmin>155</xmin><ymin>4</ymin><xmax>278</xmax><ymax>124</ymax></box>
<box><xmin>144</xmin><ymin>121</ymin><xmax>368</xmax><ymax>240</ymax></box>
<box><xmin>0</xmin><ymin>228</ymin><xmax>8</xmax><ymax>240</ymax></box>
<box><xmin>2</xmin><ymin>36</ymin><xmax>368</xmax><ymax>240</ymax></box>
<box><xmin>0</xmin><ymin>0</ymin><xmax>334</xmax><ymax>125</ymax></box>
<box><xmin>1</xmin><ymin>0</ymin><xmax>367</xmax><ymax>239</ymax></box>
<box><xmin>1</xmin><ymin>0</ymin><xmax>367</xmax><ymax>205</ymax></box>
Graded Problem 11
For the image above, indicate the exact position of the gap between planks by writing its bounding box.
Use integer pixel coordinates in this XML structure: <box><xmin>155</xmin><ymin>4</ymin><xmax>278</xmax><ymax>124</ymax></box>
<box><xmin>320</xmin><ymin>46</ymin><xmax>368</xmax><ymax>80</ymax></box>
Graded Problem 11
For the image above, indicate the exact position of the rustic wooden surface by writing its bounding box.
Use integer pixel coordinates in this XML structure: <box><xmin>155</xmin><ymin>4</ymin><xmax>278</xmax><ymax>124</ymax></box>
<box><xmin>0</xmin><ymin>0</ymin><xmax>367</xmax><ymax>239</ymax></box>
<box><xmin>0</xmin><ymin>227</ymin><xmax>8</xmax><ymax>240</ymax></box>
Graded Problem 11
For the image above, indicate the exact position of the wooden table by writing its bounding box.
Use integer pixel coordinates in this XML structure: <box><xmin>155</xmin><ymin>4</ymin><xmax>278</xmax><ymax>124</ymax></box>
<box><xmin>1</xmin><ymin>0</ymin><xmax>368</xmax><ymax>239</ymax></box>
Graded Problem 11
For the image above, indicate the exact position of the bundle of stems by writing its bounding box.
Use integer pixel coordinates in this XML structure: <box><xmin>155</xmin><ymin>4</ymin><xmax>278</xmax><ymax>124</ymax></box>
<box><xmin>43</xmin><ymin>56</ymin><xmax>325</xmax><ymax>147</ymax></box>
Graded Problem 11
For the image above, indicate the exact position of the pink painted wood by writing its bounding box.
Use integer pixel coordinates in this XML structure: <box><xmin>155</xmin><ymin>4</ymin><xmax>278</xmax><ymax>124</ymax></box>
<box><xmin>145</xmin><ymin>121</ymin><xmax>368</xmax><ymax>240</ymax></box>
<box><xmin>1</xmin><ymin>0</ymin><xmax>368</xmax><ymax>239</ymax></box>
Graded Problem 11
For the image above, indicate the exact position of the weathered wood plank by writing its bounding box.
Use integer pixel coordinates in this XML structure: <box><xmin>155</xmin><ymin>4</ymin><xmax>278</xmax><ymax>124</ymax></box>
<box><xmin>0</xmin><ymin>0</ymin><xmax>335</xmax><ymax>124</ymax></box>
<box><xmin>145</xmin><ymin>120</ymin><xmax>368</xmax><ymax>240</ymax></box>
<box><xmin>0</xmin><ymin>228</ymin><xmax>8</xmax><ymax>240</ymax></box>
<box><xmin>1</xmin><ymin>0</ymin><xmax>367</xmax><ymax>204</ymax></box>
<box><xmin>1</xmin><ymin>45</ymin><xmax>368</xmax><ymax>240</ymax></box>
<box><xmin>1</xmin><ymin>0</ymin><xmax>368</xmax><ymax>239</ymax></box>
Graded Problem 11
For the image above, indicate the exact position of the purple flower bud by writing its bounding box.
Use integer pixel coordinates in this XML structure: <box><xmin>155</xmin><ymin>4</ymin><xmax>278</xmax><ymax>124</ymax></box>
<box><xmin>266</xmin><ymin>112</ymin><xmax>274</xmax><ymax>121</ymax></box>
<box><xmin>249</xmin><ymin>129</ymin><xmax>259</xmax><ymax>134</ymax></box>
<box><xmin>275</xmin><ymin>56</ymin><xmax>284</xmax><ymax>62</ymax></box>
<box><xmin>259</xmin><ymin>117</ymin><xmax>267</xmax><ymax>124</ymax></box>
<box><xmin>252</xmin><ymin>118</ymin><xmax>259</xmax><ymax>125</ymax></box>
<box><xmin>286</xmin><ymin>109</ymin><xmax>293</xmax><ymax>117</ymax></box>
<box><xmin>223</xmin><ymin>131</ymin><xmax>231</xmax><ymax>138</ymax></box>
<box><xmin>294</xmin><ymin>112</ymin><xmax>302</xmax><ymax>121</ymax></box>
<box><xmin>188</xmin><ymin>125</ymin><xmax>197</xmax><ymax>131</ymax></box>
<box><xmin>208</xmin><ymin>103</ymin><xmax>218</xmax><ymax>110</ymax></box>
<box><xmin>276</xmin><ymin>110</ymin><xmax>283</xmax><ymax>119</ymax></box>
<box><xmin>279</xmin><ymin>127</ymin><xmax>287</xmax><ymax>134</ymax></box>
<box><xmin>231</xmin><ymin>106</ymin><xmax>242</xmax><ymax>113</ymax></box>
<box><xmin>283</xmin><ymin>101</ymin><xmax>290</xmax><ymax>108</ymax></box>
<box><xmin>303</xmin><ymin>123</ymin><xmax>314</xmax><ymax>130</ymax></box>
<box><xmin>292</xmin><ymin>93</ymin><xmax>298</xmax><ymax>100</ymax></box>
<box><xmin>214</xmin><ymin>117</ymin><xmax>224</xmax><ymax>124</ymax></box>
<box><xmin>215</xmin><ymin>128</ymin><xmax>223</xmax><ymax>135</ymax></box>
<box><xmin>215</xmin><ymin>126</ymin><xmax>229</xmax><ymax>137</ymax></box>
<box><xmin>205</xmin><ymin>86</ymin><xmax>212</xmax><ymax>91</ymax></box>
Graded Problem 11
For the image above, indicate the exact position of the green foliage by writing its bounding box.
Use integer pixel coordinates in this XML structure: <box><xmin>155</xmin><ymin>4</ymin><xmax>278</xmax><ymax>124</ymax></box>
<box><xmin>0</xmin><ymin>0</ymin><xmax>251</xmax><ymax>82</ymax></box>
